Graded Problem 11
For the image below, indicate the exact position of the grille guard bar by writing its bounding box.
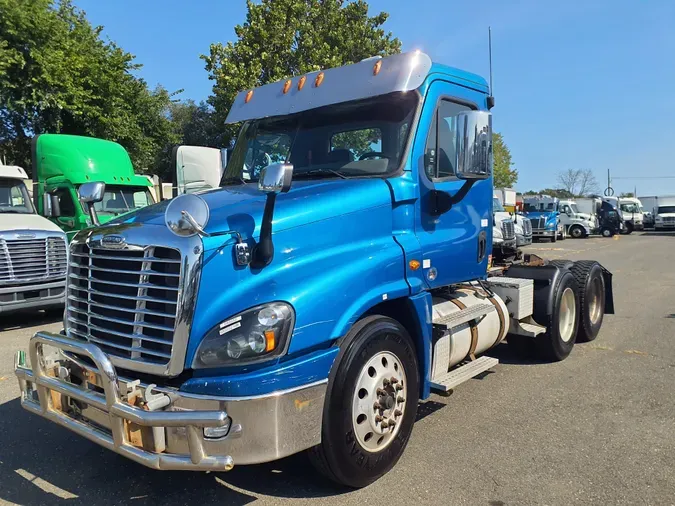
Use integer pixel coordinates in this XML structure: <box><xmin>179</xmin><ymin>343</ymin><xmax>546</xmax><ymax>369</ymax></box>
<box><xmin>14</xmin><ymin>332</ymin><xmax>234</xmax><ymax>471</ymax></box>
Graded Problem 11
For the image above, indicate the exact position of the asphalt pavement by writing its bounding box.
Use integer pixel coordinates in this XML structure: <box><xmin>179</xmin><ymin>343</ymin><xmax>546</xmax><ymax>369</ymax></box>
<box><xmin>1</xmin><ymin>231</ymin><xmax>674</xmax><ymax>505</ymax></box>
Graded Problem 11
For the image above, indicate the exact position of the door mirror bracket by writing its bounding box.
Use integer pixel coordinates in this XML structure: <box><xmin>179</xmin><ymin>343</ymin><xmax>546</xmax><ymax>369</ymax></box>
<box><xmin>429</xmin><ymin>180</ymin><xmax>476</xmax><ymax>216</ymax></box>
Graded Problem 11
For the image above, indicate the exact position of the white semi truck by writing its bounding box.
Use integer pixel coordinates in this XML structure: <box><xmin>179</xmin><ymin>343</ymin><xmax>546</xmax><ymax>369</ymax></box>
<box><xmin>494</xmin><ymin>189</ymin><xmax>532</xmax><ymax>248</ymax></box>
<box><xmin>558</xmin><ymin>199</ymin><xmax>598</xmax><ymax>238</ymax></box>
<box><xmin>0</xmin><ymin>164</ymin><xmax>68</xmax><ymax>314</ymax></box>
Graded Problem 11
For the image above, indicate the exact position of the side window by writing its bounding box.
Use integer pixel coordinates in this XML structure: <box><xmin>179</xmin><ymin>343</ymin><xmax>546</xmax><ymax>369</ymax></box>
<box><xmin>53</xmin><ymin>187</ymin><xmax>76</xmax><ymax>216</ymax></box>
<box><xmin>424</xmin><ymin>100</ymin><xmax>471</xmax><ymax>180</ymax></box>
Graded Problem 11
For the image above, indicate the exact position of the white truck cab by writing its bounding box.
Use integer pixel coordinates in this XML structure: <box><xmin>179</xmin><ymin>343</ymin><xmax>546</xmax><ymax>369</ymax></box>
<box><xmin>494</xmin><ymin>188</ymin><xmax>532</xmax><ymax>247</ymax></box>
<box><xmin>492</xmin><ymin>197</ymin><xmax>516</xmax><ymax>259</ymax></box>
<box><xmin>558</xmin><ymin>199</ymin><xmax>597</xmax><ymax>238</ymax></box>
<box><xmin>0</xmin><ymin>165</ymin><xmax>68</xmax><ymax>313</ymax></box>
<box><xmin>618</xmin><ymin>197</ymin><xmax>644</xmax><ymax>231</ymax></box>
<box><xmin>653</xmin><ymin>197</ymin><xmax>675</xmax><ymax>231</ymax></box>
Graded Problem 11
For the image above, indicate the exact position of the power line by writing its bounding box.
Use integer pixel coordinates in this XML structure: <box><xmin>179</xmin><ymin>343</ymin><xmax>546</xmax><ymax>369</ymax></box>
<box><xmin>612</xmin><ymin>176</ymin><xmax>675</xmax><ymax>180</ymax></box>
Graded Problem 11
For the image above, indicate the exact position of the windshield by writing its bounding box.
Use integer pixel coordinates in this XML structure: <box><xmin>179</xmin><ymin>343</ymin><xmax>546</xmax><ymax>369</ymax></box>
<box><xmin>86</xmin><ymin>185</ymin><xmax>154</xmax><ymax>215</ymax></box>
<box><xmin>222</xmin><ymin>92</ymin><xmax>419</xmax><ymax>183</ymax></box>
<box><xmin>493</xmin><ymin>198</ymin><xmax>505</xmax><ymax>212</ymax></box>
<box><xmin>620</xmin><ymin>203</ymin><xmax>638</xmax><ymax>213</ymax></box>
<box><xmin>657</xmin><ymin>206</ymin><xmax>675</xmax><ymax>214</ymax></box>
<box><xmin>0</xmin><ymin>178</ymin><xmax>34</xmax><ymax>214</ymax></box>
<box><xmin>570</xmin><ymin>204</ymin><xmax>579</xmax><ymax>213</ymax></box>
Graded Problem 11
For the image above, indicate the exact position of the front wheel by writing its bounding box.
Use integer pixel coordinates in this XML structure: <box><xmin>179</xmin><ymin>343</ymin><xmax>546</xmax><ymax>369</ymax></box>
<box><xmin>570</xmin><ymin>226</ymin><xmax>585</xmax><ymax>239</ymax></box>
<box><xmin>309</xmin><ymin>316</ymin><xmax>419</xmax><ymax>488</ymax></box>
<box><xmin>601</xmin><ymin>227</ymin><xmax>614</xmax><ymax>238</ymax></box>
<box><xmin>620</xmin><ymin>222</ymin><xmax>634</xmax><ymax>235</ymax></box>
<box><xmin>551</xmin><ymin>233</ymin><xmax>557</xmax><ymax>243</ymax></box>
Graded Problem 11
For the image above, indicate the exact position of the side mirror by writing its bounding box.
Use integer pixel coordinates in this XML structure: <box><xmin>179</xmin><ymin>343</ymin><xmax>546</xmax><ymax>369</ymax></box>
<box><xmin>50</xmin><ymin>194</ymin><xmax>61</xmax><ymax>217</ymax></box>
<box><xmin>258</xmin><ymin>163</ymin><xmax>293</xmax><ymax>194</ymax></box>
<box><xmin>78</xmin><ymin>181</ymin><xmax>105</xmax><ymax>226</ymax></box>
<box><xmin>454</xmin><ymin>111</ymin><xmax>492</xmax><ymax>180</ymax></box>
<box><xmin>42</xmin><ymin>193</ymin><xmax>53</xmax><ymax>218</ymax></box>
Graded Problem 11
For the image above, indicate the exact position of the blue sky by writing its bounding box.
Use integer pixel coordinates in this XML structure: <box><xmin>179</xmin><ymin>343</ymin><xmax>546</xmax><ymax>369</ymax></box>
<box><xmin>75</xmin><ymin>0</ymin><xmax>675</xmax><ymax>196</ymax></box>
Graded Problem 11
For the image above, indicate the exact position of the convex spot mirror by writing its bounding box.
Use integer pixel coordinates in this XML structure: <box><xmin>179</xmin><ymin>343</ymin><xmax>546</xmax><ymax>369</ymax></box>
<box><xmin>165</xmin><ymin>193</ymin><xmax>210</xmax><ymax>237</ymax></box>
<box><xmin>78</xmin><ymin>182</ymin><xmax>105</xmax><ymax>204</ymax></box>
<box><xmin>258</xmin><ymin>163</ymin><xmax>293</xmax><ymax>194</ymax></box>
<box><xmin>454</xmin><ymin>111</ymin><xmax>492</xmax><ymax>181</ymax></box>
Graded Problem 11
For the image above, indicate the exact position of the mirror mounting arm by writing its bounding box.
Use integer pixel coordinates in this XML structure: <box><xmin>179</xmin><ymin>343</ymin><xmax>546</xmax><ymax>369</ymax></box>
<box><xmin>251</xmin><ymin>193</ymin><xmax>276</xmax><ymax>268</ymax></box>
<box><xmin>430</xmin><ymin>180</ymin><xmax>476</xmax><ymax>216</ymax></box>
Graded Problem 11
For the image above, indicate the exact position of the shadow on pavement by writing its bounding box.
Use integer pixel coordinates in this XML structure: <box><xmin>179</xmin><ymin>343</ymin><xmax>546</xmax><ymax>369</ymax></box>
<box><xmin>0</xmin><ymin>398</ymin><xmax>347</xmax><ymax>505</ymax></box>
<box><xmin>485</xmin><ymin>342</ymin><xmax>544</xmax><ymax>366</ymax></box>
<box><xmin>639</xmin><ymin>231</ymin><xmax>675</xmax><ymax>237</ymax></box>
<box><xmin>0</xmin><ymin>308</ymin><xmax>64</xmax><ymax>332</ymax></box>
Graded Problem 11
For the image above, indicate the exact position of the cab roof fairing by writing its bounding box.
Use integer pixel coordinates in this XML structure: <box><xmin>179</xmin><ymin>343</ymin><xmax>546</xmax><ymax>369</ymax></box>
<box><xmin>224</xmin><ymin>51</ymin><xmax>433</xmax><ymax>124</ymax></box>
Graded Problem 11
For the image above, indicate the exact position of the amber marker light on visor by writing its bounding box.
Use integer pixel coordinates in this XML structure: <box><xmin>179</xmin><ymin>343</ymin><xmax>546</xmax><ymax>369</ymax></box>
<box><xmin>282</xmin><ymin>79</ymin><xmax>292</xmax><ymax>94</ymax></box>
<box><xmin>244</xmin><ymin>90</ymin><xmax>254</xmax><ymax>103</ymax></box>
<box><xmin>373</xmin><ymin>59</ymin><xmax>382</xmax><ymax>75</ymax></box>
<box><xmin>264</xmin><ymin>330</ymin><xmax>276</xmax><ymax>352</ymax></box>
<box><xmin>314</xmin><ymin>71</ymin><xmax>325</xmax><ymax>87</ymax></box>
<box><xmin>297</xmin><ymin>76</ymin><xmax>307</xmax><ymax>90</ymax></box>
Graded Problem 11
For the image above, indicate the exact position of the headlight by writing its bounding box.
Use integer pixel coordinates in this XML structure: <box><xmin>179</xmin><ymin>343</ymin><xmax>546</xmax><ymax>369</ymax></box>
<box><xmin>656</xmin><ymin>216</ymin><xmax>663</xmax><ymax>222</ymax></box>
<box><xmin>193</xmin><ymin>302</ymin><xmax>294</xmax><ymax>368</ymax></box>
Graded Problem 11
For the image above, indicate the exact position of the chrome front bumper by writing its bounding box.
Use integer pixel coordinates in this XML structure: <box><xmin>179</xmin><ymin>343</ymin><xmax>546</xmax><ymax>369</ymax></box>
<box><xmin>15</xmin><ymin>332</ymin><xmax>326</xmax><ymax>471</ymax></box>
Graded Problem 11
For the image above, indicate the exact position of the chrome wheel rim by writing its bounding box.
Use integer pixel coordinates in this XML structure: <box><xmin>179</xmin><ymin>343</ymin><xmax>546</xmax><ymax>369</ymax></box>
<box><xmin>559</xmin><ymin>287</ymin><xmax>576</xmax><ymax>342</ymax></box>
<box><xmin>588</xmin><ymin>276</ymin><xmax>603</xmax><ymax>325</ymax></box>
<box><xmin>352</xmin><ymin>350</ymin><xmax>406</xmax><ymax>453</ymax></box>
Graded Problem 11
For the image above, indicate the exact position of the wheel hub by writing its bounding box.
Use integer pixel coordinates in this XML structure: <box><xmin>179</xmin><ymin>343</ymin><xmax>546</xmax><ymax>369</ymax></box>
<box><xmin>352</xmin><ymin>351</ymin><xmax>406</xmax><ymax>452</ymax></box>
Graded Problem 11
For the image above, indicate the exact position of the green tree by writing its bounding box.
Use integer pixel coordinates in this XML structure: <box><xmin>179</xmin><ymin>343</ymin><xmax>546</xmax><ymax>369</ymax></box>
<box><xmin>493</xmin><ymin>132</ymin><xmax>517</xmax><ymax>188</ymax></box>
<box><xmin>0</xmin><ymin>0</ymin><xmax>175</xmax><ymax>174</ymax></box>
<box><xmin>201</xmin><ymin>0</ymin><xmax>401</xmax><ymax>147</ymax></box>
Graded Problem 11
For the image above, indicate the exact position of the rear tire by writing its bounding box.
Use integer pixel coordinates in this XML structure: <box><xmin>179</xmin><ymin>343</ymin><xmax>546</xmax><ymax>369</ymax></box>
<box><xmin>534</xmin><ymin>270</ymin><xmax>579</xmax><ymax>361</ymax></box>
<box><xmin>568</xmin><ymin>261</ymin><xmax>605</xmax><ymax>342</ymax></box>
<box><xmin>308</xmin><ymin>316</ymin><xmax>419</xmax><ymax>488</ymax></box>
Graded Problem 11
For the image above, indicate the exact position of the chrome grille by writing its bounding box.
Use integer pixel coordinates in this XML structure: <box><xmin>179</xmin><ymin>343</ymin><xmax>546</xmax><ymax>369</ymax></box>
<box><xmin>0</xmin><ymin>236</ymin><xmax>67</xmax><ymax>284</ymax></box>
<box><xmin>522</xmin><ymin>218</ymin><xmax>532</xmax><ymax>236</ymax></box>
<box><xmin>67</xmin><ymin>243</ymin><xmax>182</xmax><ymax>365</ymax></box>
<box><xmin>501</xmin><ymin>220</ymin><xmax>515</xmax><ymax>240</ymax></box>
<box><xmin>530</xmin><ymin>217</ymin><xmax>546</xmax><ymax>230</ymax></box>
<box><xmin>664</xmin><ymin>216</ymin><xmax>675</xmax><ymax>223</ymax></box>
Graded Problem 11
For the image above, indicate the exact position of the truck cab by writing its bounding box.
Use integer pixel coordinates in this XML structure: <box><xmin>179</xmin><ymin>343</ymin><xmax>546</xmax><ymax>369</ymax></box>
<box><xmin>32</xmin><ymin>134</ymin><xmax>155</xmax><ymax>240</ymax></box>
<box><xmin>494</xmin><ymin>188</ymin><xmax>532</xmax><ymax>248</ymax></box>
<box><xmin>523</xmin><ymin>195</ymin><xmax>565</xmax><ymax>241</ymax></box>
<box><xmin>653</xmin><ymin>197</ymin><xmax>675</xmax><ymax>230</ymax></box>
<box><xmin>492</xmin><ymin>196</ymin><xmax>516</xmax><ymax>260</ymax></box>
<box><xmin>558</xmin><ymin>199</ymin><xmax>597</xmax><ymax>238</ymax></box>
<box><xmin>15</xmin><ymin>52</ymin><xmax>614</xmax><ymax>488</ymax></box>
<box><xmin>0</xmin><ymin>164</ymin><xmax>67</xmax><ymax>314</ymax></box>
<box><xmin>618</xmin><ymin>197</ymin><xmax>644</xmax><ymax>232</ymax></box>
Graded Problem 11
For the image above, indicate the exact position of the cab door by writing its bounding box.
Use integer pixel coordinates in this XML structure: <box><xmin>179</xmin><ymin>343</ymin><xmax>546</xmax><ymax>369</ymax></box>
<box><xmin>413</xmin><ymin>80</ymin><xmax>492</xmax><ymax>288</ymax></box>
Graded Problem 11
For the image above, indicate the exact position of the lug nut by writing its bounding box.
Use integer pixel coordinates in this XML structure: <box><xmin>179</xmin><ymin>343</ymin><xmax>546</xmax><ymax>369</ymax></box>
<box><xmin>397</xmin><ymin>396</ymin><xmax>405</xmax><ymax>403</ymax></box>
<box><xmin>382</xmin><ymin>378</ymin><xmax>390</xmax><ymax>386</ymax></box>
<box><xmin>394</xmin><ymin>409</ymin><xmax>402</xmax><ymax>417</ymax></box>
<box><xmin>376</xmin><ymin>388</ymin><xmax>386</xmax><ymax>396</ymax></box>
<box><xmin>390</xmin><ymin>377</ymin><xmax>398</xmax><ymax>384</ymax></box>
<box><xmin>381</xmin><ymin>420</ymin><xmax>389</xmax><ymax>428</ymax></box>
<box><xmin>375</xmin><ymin>415</ymin><xmax>382</xmax><ymax>423</ymax></box>
<box><xmin>388</xmin><ymin>420</ymin><xmax>396</xmax><ymax>428</ymax></box>
<box><xmin>395</xmin><ymin>384</ymin><xmax>403</xmax><ymax>391</ymax></box>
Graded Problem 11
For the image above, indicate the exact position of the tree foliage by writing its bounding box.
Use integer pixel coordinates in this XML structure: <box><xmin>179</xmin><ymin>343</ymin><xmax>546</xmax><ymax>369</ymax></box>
<box><xmin>202</xmin><ymin>0</ymin><xmax>401</xmax><ymax>148</ymax></box>
<box><xmin>0</xmin><ymin>0</ymin><xmax>176</xmax><ymax>174</ymax></box>
<box><xmin>524</xmin><ymin>188</ymin><xmax>574</xmax><ymax>198</ymax></box>
<box><xmin>493</xmin><ymin>132</ymin><xmax>517</xmax><ymax>188</ymax></box>
<box><xmin>556</xmin><ymin>168</ymin><xmax>599</xmax><ymax>197</ymax></box>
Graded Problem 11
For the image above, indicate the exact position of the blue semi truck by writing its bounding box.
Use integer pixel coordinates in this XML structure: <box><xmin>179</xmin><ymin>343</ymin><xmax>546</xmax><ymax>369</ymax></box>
<box><xmin>15</xmin><ymin>52</ymin><xmax>614</xmax><ymax>487</ymax></box>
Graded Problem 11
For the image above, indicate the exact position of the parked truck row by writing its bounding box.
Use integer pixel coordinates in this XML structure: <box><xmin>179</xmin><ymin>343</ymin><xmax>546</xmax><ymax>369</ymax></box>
<box><xmin>14</xmin><ymin>52</ymin><xmax>616</xmax><ymax>487</ymax></box>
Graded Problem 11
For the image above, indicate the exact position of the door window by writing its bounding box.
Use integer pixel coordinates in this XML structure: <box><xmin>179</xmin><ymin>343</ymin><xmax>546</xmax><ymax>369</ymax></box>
<box><xmin>53</xmin><ymin>187</ymin><xmax>76</xmax><ymax>216</ymax></box>
<box><xmin>424</xmin><ymin>100</ymin><xmax>471</xmax><ymax>180</ymax></box>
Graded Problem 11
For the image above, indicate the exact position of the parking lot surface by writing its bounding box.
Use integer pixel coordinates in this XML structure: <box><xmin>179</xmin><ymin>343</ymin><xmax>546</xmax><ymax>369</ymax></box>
<box><xmin>1</xmin><ymin>232</ymin><xmax>674</xmax><ymax>505</ymax></box>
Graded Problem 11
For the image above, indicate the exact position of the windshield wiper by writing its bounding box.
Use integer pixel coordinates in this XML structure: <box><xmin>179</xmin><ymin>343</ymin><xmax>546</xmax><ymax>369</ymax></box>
<box><xmin>295</xmin><ymin>168</ymin><xmax>347</xmax><ymax>180</ymax></box>
<box><xmin>221</xmin><ymin>176</ymin><xmax>248</xmax><ymax>186</ymax></box>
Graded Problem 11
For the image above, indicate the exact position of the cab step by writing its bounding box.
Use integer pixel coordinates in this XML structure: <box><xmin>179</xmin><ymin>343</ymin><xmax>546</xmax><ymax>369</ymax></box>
<box><xmin>430</xmin><ymin>356</ymin><xmax>499</xmax><ymax>393</ymax></box>
<box><xmin>432</xmin><ymin>303</ymin><xmax>495</xmax><ymax>330</ymax></box>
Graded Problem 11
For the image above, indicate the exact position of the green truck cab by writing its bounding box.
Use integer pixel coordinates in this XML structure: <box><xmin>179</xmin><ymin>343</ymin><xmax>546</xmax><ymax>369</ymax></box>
<box><xmin>32</xmin><ymin>134</ymin><xmax>155</xmax><ymax>240</ymax></box>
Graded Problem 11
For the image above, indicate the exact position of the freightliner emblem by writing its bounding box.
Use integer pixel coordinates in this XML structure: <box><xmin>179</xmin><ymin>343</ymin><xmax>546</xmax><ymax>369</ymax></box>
<box><xmin>100</xmin><ymin>235</ymin><xmax>126</xmax><ymax>249</ymax></box>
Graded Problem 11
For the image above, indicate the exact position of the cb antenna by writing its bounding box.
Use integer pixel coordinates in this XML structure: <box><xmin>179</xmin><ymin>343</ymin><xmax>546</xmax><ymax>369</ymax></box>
<box><xmin>487</xmin><ymin>26</ymin><xmax>495</xmax><ymax>110</ymax></box>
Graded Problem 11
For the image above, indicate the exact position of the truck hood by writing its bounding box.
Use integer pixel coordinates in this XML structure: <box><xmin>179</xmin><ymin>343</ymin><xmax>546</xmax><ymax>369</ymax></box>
<box><xmin>112</xmin><ymin>178</ymin><xmax>393</xmax><ymax>241</ymax></box>
<box><xmin>0</xmin><ymin>213</ymin><xmax>64</xmax><ymax>234</ymax></box>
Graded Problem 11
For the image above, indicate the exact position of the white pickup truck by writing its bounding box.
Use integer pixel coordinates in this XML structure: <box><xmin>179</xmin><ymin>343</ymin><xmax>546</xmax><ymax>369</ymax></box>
<box><xmin>0</xmin><ymin>165</ymin><xmax>68</xmax><ymax>314</ymax></box>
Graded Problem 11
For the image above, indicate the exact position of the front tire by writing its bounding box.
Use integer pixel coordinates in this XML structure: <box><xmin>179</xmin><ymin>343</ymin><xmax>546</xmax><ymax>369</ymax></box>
<box><xmin>569</xmin><ymin>261</ymin><xmax>605</xmax><ymax>342</ymax></box>
<box><xmin>621</xmin><ymin>222</ymin><xmax>634</xmax><ymax>235</ymax></box>
<box><xmin>551</xmin><ymin>233</ymin><xmax>557</xmax><ymax>243</ymax></box>
<box><xmin>309</xmin><ymin>316</ymin><xmax>419</xmax><ymax>488</ymax></box>
<box><xmin>601</xmin><ymin>227</ymin><xmax>614</xmax><ymax>238</ymax></box>
<box><xmin>570</xmin><ymin>225</ymin><xmax>585</xmax><ymax>239</ymax></box>
<box><xmin>535</xmin><ymin>270</ymin><xmax>580</xmax><ymax>361</ymax></box>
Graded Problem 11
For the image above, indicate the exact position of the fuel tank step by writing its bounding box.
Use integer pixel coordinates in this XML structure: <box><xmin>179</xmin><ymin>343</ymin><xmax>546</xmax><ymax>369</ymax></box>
<box><xmin>432</xmin><ymin>302</ymin><xmax>495</xmax><ymax>330</ymax></box>
<box><xmin>430</xmin><ymin>356</ymin><xmax>499</xmax><ymax>393</ymax></box>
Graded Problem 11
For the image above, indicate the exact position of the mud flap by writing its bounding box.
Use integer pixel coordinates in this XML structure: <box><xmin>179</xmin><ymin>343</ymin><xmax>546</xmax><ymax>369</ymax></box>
<box><xmin>602</xmin><ymin>267</ymin><xmax>615</xmax><ymax>314</ymax></box>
